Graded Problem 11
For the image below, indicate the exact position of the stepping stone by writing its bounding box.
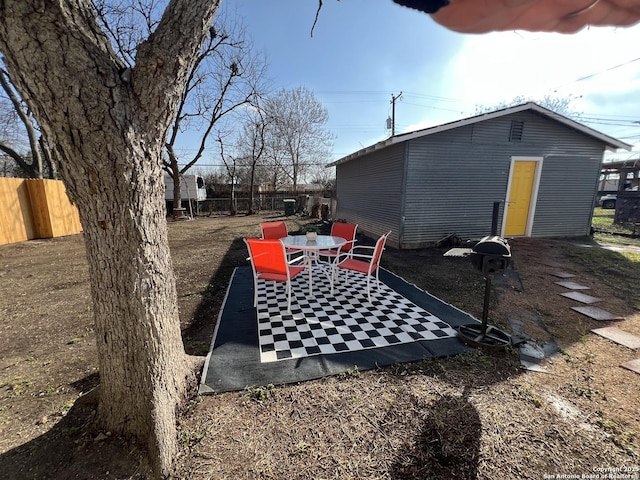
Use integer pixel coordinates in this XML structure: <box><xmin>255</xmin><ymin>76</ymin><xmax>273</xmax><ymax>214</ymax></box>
<box><xmin>549</xmin><ymin>271</ymin><xmax>575</xmax><ymax>278</ymax></box>
<box><xmin>620</xmin><ymin>359</ymin><xmax>640</xmax><ymax>376</ymax></box>
<box><xmin>591</xmin><ymin>327</ymin><xmax>640</xmax><ymax>349</ymax></box>
<box><xmin>560</xmin><ymin>291</ymin><xmax>602</xmax><ymax>304</ymax></box>
<box><xmin>555</xmin><ymin>281</ymin><xmax>590</xmax><ymax>290</ymax></box>
<box><xmin>571</xmin><ymin>306</ymin><xmax>623</xmax><ymax>321</ymax></box>
<box><xmin>541</xmin><ymin>260</ymin><xmax>565</xmax><ymax>268</ymax></box>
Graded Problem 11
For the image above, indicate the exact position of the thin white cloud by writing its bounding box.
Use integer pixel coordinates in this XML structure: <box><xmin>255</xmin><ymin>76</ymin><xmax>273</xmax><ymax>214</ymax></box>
<box><xmin>447</xmin><ymin>26</ymin><xmax>640</xmax><ymax>109</ymax></box>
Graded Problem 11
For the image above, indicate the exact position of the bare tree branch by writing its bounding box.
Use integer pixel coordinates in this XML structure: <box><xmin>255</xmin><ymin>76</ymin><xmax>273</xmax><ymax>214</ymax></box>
<box><xmin>0</xmin><ymin>69</ymin><xmax>44</xmax><ymax>177</ymax></box>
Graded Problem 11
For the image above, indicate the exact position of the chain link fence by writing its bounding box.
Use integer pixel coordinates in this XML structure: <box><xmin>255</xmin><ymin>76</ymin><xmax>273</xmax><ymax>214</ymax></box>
<box><xmin>185</xmin><ymin>191</ymin><xmax>334</xmax><ymax>218</ymax></box>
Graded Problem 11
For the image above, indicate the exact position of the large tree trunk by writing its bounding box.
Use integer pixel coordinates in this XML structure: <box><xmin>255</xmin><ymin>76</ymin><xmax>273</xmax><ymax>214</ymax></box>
<box><xmin>79</xmin><ymin>141</ymin><xmax>190</xmax><ymax>473</ymax></box>
<box><xmin>0</xmin><ymin>1</ymin><xmax>219</xmax><ymax>476</ymax></box>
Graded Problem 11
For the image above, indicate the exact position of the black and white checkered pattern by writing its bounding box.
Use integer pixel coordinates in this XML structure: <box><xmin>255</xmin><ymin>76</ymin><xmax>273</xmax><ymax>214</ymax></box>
<box><xmin>256</xmin><ymin>265</ymin><xmax>457</xmax><ymax>363</ymax></box>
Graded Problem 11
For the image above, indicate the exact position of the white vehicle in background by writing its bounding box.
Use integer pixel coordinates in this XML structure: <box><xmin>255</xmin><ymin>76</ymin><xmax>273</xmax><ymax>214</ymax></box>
<box><xmin>164</xmin><ymin>174</ymin><xmax>207</xmax><ymax>203</ymax></box>
<box><xmin>164</xmin><ymin>174</ymin><xmax>207</xmax><ymax>217</ymax></box>
<box><xmin>598</xmin><ymin>194</ymin><xmax>617</xmax><ymax>209</ymax></box>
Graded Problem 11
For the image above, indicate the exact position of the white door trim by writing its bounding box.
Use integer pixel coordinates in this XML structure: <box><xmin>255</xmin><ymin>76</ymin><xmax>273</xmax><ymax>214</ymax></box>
<box><xmin>502</xmin><ymin>156</ymin><xmax>544</xmax><ymax>237</ymax></box>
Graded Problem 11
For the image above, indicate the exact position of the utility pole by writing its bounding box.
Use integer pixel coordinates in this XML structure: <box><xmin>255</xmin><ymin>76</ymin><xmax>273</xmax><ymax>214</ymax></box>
<box><xmin>390</xmin><ymin>92</ymin><xmax>402</xmax><ymax>136</ymax></box>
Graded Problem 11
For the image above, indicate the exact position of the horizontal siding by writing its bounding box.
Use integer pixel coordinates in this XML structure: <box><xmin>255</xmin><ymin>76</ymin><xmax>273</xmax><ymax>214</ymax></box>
<box><xmin>402</xmin><ymin>111</ymin><xmax>605</xmax><ymax>244</ymax></box>
<box><xmin>335</xmin><ymin>110</ymin><xmax>607</xmax><ymax>247</ymax></box>
<box><xmin>532</xmin><ymin>155</ymin><xmax>601</xmax><ymax>237</ymax></box>
<box><xmin>335</xmin><ymin>143</ymin><xmax>404</xmax><ymax>246</ymax></box>
<box><xmin>403</xmin><ymin>139</ymin><xmax>510</xmax><ymax>244</ymax></box>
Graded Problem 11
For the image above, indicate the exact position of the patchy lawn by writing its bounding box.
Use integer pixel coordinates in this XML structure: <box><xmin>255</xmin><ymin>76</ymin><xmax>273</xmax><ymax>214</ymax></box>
<box><xmin>0</xmin><ymin>213</ymin><xmax>638</xmax><ymax>479</ymax></box>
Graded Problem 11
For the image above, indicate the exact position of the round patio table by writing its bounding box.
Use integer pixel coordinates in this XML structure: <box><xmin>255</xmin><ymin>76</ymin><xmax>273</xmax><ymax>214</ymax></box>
<box><xmin>281</xmin><ymin>235</ymin><xmax>347</xmax><ymax>297</ymax></box>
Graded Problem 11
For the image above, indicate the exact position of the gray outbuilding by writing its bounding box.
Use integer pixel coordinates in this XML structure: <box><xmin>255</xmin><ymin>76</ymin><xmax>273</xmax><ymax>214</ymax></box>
<box><xmin>328</xmin><ymin>102</ymin><xmax>631</xmax><ymax>249</ymax></box>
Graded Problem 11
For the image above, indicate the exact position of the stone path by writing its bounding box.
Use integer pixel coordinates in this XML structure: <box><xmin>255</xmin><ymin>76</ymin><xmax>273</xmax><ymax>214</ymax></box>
<box><xmin>550</xmin><ymin>267</ymin><xmax>640</xmax><ymax>376</ymax></box>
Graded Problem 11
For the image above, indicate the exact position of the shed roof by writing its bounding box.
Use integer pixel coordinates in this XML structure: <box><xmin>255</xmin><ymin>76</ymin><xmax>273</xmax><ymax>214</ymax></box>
<box><xmin>328</xmin><ymin>102</ymin><xmax>632</xmax><ymax>168</ymax></box>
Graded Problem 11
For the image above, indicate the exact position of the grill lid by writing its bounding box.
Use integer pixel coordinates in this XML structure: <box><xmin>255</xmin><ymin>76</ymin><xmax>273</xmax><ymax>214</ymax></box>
<box><xmin>472</xmin><ymin>235</ymin><xmax>511</xmax><ymax>257</ymax></box>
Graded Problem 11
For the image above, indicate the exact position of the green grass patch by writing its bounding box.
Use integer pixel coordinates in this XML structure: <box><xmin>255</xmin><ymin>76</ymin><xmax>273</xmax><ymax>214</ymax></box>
<box><xmin>337</xmin><ymin>366</ymin><xmax>360</xmax><ymax>380</ymax></box>
<box><xmin>564</xmin><ymin>237</ymin><xmax>640</xmax><ymax>310</ymax></box>
<box><xmin>592</xmin><ymin>207</ymin><xmax>640</xmax><ymax>239</ymax></box>
<box><xmin>242</xmin><ymin>384</ymin><xmax>275</xmax><ymax>403</ymax></box>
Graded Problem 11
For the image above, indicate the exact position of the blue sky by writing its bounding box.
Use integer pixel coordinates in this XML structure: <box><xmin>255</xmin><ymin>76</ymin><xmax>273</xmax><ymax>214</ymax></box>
<box><xmin>217</xmin><ymin>0</ymin><xmax>640</xmax><ymax>163</ymax></box>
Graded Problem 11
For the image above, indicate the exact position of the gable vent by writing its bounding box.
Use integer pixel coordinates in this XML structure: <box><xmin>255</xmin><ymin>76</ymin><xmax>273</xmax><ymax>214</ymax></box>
<box><xmin>509</xmin><ymin>120</ymin><xmax>524</xmax><ymax>141</ymax></box>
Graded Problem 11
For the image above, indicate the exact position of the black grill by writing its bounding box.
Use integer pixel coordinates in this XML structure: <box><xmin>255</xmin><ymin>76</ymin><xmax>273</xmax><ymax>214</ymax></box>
<box><xmin>451</xmin><ymin>202</ymin><xmax>513</xmax><ymax>349</ymax></box>
<box><xmin>470</xmin><ymin>235</ymin><xmax>511</xmax><ymax>276</ymax></box>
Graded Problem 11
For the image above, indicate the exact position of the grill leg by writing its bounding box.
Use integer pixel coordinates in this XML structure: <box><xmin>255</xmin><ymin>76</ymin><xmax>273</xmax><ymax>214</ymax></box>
<box><xmin>457</xmin><ymin>273</ymin><xmax>510</xmax><ymax>349</ymax></box>
<box><xmin>481</xmin><ymin>276</ymin><xmax>492</xmax><ymax>334</ymax></box>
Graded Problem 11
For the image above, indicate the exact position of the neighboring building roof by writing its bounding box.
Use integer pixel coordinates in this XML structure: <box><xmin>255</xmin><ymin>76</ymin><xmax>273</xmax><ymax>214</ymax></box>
<box><xmin>328</xmin><ymin>102</ymin><xmax>632</xmax><ymax>168</ymax></box>
<box><xmin>601</xmin><ymin>158</ymin><xmax>640</xmax><ymax>173</ymax></box>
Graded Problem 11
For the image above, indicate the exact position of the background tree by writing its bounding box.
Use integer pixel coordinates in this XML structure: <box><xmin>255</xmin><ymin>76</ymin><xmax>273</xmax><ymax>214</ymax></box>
<box><xmin>309</xmin><ymin>164</ymin><xmax>336</xmax><ymax>193</ymax></box>
<box><xmin>262</xmin><ymin>124</ymin><xmax>290</xmax><ymax>190</ymax></box>
<box><xmin>263</xmin><ymin>86</ymin><xmax>333</xmax><ymax>190</ymax></box>
<box><xmin>0</xmin><ymin>1</ymin><xmax>220</xmax><ymax>476</ymax></box>
<box><xmin>475</xmin><ymin>94</ymin><xmax>582</xmax><ymax>119</ymax></box>
<box><xmin>217</xmin><ymin>131</ymin><xmax>242</xmax><ymax>215</ymax></box>
<box><xmin>201</xmin><ymin>167</ymin><xmax>227</xmax><ymax>198</ymax></box>
<box><xmin>94</xmin><ymin>2</ymin><xmax>267</xmax><ymax>216</ymax></box>
<box><xmin>163</xmin><ymin>12</ymin><xmax>266</xmax><ymax>216</ymax></box>
<box><xmin>233</xmin><ymin>107</ymin><xmax>269</xmax><ymax>214</ymax></box>
<box><xmin>0</xmin><ymin>67</ymin><xmax>57</xmax><ymax>178</ymax></box>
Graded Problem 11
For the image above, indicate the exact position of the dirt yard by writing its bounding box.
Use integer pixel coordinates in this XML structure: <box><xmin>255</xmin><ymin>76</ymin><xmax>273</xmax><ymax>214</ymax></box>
<box><xmin>0</xmin><ymin>213</ymin><xmax>639</xmax><ymax>479</ymax></box>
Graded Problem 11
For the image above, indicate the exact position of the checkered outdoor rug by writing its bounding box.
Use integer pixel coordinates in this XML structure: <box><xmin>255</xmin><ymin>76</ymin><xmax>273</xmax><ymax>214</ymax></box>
<box><xmin>256</xmin><ymin>265</ymin><xmax>458</xmax><ymax>363</ymax></box>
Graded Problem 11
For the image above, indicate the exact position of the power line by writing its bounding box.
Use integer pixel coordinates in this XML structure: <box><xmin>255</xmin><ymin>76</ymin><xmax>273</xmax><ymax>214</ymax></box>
<box><xmin>401</xmin><ymin>101</ymin><xmax>466</xmax><ymax>114</ymax></box>
<box><xmin>581</xmin><ymin>118</ymin><xmax>640</xmax><ymax>127</ymax></box>
<box><xmin>315</xmin><ymin>89</ymin><xmax>469</xmax><ymax>106</ymax></box>
<box><xmin>551</xmin><ymin>56</ymin><xmax>640</xmax><ymax>91</ymax></box>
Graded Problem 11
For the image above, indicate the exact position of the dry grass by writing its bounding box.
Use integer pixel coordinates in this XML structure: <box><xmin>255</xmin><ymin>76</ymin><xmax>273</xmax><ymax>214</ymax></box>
<box><xmin>1</xmin><ymin>213</ymin><xmax>639</xmax><ymax>479</ymax></box>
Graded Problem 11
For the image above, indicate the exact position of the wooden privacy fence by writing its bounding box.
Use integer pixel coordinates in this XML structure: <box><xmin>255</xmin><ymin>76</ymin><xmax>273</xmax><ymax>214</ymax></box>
<box><xmin>0</xmin><ymin>178</ymin><xmax>82</xmax><ymax>246</ymax></box>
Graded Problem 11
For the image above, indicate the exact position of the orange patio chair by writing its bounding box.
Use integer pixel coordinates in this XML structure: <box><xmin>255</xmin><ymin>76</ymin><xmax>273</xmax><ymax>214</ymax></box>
<box><xmin>260</xmin><ymin>221</ymin><xmax>288</xmax><ymax>240</ymax></box>
<box><xmin>244</xmin><ymin>238</ymin><xmax>305</xmax><ymax>312</ymax></box>
<box><xmin>330</xmin><ymin>231</ymin><xmax>391</xmax><ymax>303</ymax></box>
<box><xmin>318</xmin><ymin>222</ymin><xmax>358</xmax><ymax>265</ymax></box>
<box><xmin>260</xmin><ymin>221</ymin><xmax>303</xmax><ymax>263</ymax></box>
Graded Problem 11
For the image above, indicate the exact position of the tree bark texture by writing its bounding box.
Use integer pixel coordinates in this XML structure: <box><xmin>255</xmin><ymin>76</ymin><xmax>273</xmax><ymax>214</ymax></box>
<box><xmin>0</xmin><ymin>0</ymin><xmax>220</xmax><ymax>476</ymax></box>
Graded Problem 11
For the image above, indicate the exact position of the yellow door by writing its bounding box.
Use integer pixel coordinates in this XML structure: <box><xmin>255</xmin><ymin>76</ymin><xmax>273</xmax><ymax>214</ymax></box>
<box><xmin>504</xmin><ymin>161</ymin><xmax>537</xmax><ymax>236</ymax></box>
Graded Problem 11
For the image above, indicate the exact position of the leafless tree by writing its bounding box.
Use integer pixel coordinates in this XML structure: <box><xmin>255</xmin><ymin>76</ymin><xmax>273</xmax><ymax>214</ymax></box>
<box><xmin>0</xmin><ymin>67</ymin><xmax>57</xmax><ymax>178</ymax></box>
<box><xmin>475</xmin><ymin>94</ymin><xmax>582</xmax><ymax>119</ymax></box>
<box><xmin>163</xmin><ymin>12</ymin><xmax>266</xmax><ymax>216</ymax></box>
<box><xmin>94</xmin><ymin>1</ymin><xmax>267</xmax><ymax>216</ymax></box>
<box><xmin>263</xmin><ymin>124</ymin><xmax>290</xmax><ymax>190</ymax></box>
<box><xmin>0</xmin><ymin>1</ymin><xmax>220</xmax><ymax>476</ymax></box>
<box><xmin>309</xmin><ymin>163</ymin><xmax>336</xmax><ymax>192</ymax></box>
<box><xmin>234</xmin><ymin>107</ymin><xmax>269</xmax><ymax>214</ymax></box>
<box><xmin>263</xmin><ymin>86</ymin><xmax>333</xmax><ymax>190</ymax></box>
<box><xmin>217</xmin><ymin>131</ymin><xmax>241</xmax><ymax>215</ymax></box>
